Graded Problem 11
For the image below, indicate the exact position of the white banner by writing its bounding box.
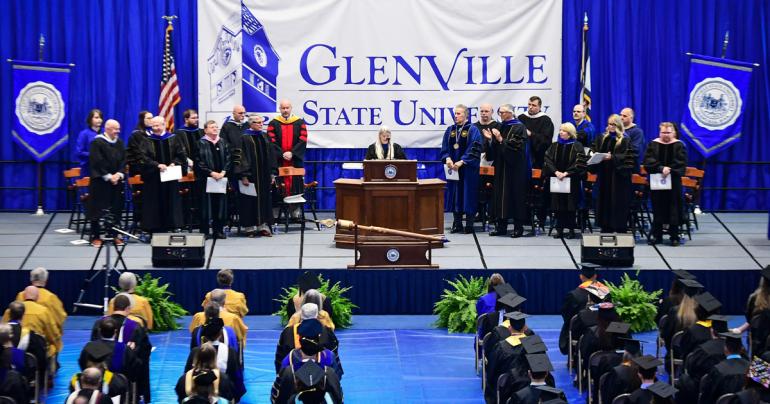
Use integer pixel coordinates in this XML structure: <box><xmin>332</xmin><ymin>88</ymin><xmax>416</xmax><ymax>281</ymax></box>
<box><xmin>198</xmin><ymin>0</ymin><xmax>562</xmax><ymax>148</ymax></box>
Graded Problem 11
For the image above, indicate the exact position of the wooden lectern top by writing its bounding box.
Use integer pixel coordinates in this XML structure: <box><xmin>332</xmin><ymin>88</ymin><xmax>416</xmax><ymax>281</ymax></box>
<box><xmin>363</xmin><ymin>159</ymin><xmax>417</xmax><ymax>182</ymax></box>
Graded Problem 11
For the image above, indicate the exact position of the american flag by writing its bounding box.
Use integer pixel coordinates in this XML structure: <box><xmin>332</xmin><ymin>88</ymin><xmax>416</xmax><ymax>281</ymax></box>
<box><xmin>158</xmin><ymin>21</ymin><xmax>181</xmax><ymax>132</ymax></box>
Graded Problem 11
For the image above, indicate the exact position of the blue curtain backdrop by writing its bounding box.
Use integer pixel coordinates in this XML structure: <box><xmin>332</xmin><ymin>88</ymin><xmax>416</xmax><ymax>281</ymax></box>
<box><xmin>1</xmin><ymin>0</ymin><xmax>768</xmax><ymax>211</ymax></box>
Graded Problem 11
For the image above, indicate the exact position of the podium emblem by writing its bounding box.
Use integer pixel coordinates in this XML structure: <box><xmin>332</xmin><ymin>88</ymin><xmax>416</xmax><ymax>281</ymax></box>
<box><xmin>384</xmin><ymin>164</ymin><xmax>397</xmax><ymax>179</ymax></box>
<box><xmin>386</xmin><ymin>248</ymin><xmax>400</xmax><ymax>262</ymax></box>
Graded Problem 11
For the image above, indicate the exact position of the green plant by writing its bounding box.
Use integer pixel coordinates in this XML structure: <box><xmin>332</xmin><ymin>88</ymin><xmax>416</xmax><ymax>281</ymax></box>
<box><xmin>606</xmin><ymin>273</ymin><xmax>662</xmax><ymax>333</ymax></box>
<box><xmin>273</xmin><ymin>275</ymin><xmax>357</xmax><ymax>329</ymax></box>
<box><xmin>132</xmin><ymin>273</ymin><xmax>188</xmax><ymax>332</ymax></box>
<box><xmin>433</xmin><ymin>275</ymin><xmax>486</xmax><ymax>333</ymax></box>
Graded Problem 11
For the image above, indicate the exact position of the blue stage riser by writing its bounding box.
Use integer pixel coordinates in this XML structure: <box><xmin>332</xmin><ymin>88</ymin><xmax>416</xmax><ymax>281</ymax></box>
<box><xmin>0</xmin><ymin>269</ymin><xmax>759</xmax><ymax>316</ymax></box>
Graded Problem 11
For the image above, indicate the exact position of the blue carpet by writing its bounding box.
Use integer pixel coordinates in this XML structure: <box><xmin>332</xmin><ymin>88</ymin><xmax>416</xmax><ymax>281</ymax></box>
<box><xmin>46</xmin><ymin>315</ymin><xmax>747</xmax><ymax>403</ymax></box>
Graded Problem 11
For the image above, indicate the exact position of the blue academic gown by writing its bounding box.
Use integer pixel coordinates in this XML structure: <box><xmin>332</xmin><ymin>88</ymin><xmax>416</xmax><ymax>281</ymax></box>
<box><xmin>573</xmin><ymin>119</ymin><xmax>597</xmax><ymax>146</ymax></box>
<box><xmin>440</xmin><ymin>121</ymin><xmax>482</xmax><ymax>215</ymax></box>
<box><xmin>75</xmin><ymin>128</ymin><xmax>100</xmax><ymax>176</ymax></box>
<box><xmin>625</xmin><ymin>125</ymin><xmax>645</xmax><ymax>164</ymax></box>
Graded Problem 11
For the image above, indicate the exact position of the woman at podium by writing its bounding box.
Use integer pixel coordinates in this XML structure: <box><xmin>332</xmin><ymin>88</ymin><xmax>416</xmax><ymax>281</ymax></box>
<box><xmin>365</xmin><ymin>126</ymin><xmax>406</xmax><ymax>160</ymax></box>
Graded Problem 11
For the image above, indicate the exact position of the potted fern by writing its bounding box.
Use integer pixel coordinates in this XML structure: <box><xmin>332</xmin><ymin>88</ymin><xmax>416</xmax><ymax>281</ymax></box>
<box><xmin>133</xmin><ymin>273</ymin><xmax>188</xmax><ymax>332</ymax></box>
<box><xmin>433</xmin><ymin>275</ymin><xmax>486</xmax><ymax>333</ymax></box>
<box><xmin>606</xmin><ymin>272</ymin><xmax>662</xmax><ymax>333</ymax></box>
<box><xmin>273</xmin><ymin>275</ymin><xmax>357</xmax><ymax>329</ymax></box>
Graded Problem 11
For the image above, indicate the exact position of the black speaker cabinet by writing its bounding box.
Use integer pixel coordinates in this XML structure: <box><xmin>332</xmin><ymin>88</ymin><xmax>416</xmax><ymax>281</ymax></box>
<box><xmin>581</xmin><ymin>233</ymin><xmax>635</xmax><ymax>267</ymax></box>
<box><xmin>151</xmin><ymin>233</ymin><xmax>205</xmax><ymax>267</ymax></box>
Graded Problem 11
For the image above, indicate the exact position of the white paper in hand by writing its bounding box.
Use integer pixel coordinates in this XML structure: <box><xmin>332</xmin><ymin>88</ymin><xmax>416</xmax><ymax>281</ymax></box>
<box><xmin>444</xmin><ymin>165</ymin><xmax>459</xmax><ymax>180</ymax></box>
<box><xmin>549</xmin><ymin>177</ymin><xmax>571</xmax><ymax>193</ymax></box>
<box><xmin>586</xmin><ymin>153</ymin><xmax>609</xmax><ymax>165</ymax></box>
<box><xmin>159</xmin><ymin>165</ymin><xmax>183</xmax><ymax>182</ymax></box>
<box><xmin>649</xmin><ymin>173</ymin><xmax>672</xmax><ymax>190</ymax></box>
<box><xmin>238</xmin><ymin>182</ymin><xmax>257</xmax><ymax>196</ymax></box>
<box><xmin>206</xmin><ymin>177</ymin><xmax>228</xmax><ymax>193</ymax></box>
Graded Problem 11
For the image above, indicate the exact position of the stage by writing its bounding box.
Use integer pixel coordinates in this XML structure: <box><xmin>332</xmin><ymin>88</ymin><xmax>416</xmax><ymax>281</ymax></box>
<box><xmin>0</xmin><ymin>211</ymin><xmax>766</xmax><ymax>315</ymax></box>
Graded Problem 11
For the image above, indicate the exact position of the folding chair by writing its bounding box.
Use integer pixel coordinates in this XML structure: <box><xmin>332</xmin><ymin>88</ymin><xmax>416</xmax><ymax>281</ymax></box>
<box><xmin>685</xmin><ymin>167</ymin><xmax>705</xmax><ymax>228</ymax></box>
<box><xmin>64</xmin><ymin>167</ymin><xmax>82</xmax><ymax>230</ymax></box>
<box><xmin>669</xmin><ymin>330</ymin><xmax>685</xmax><ymax>384</ymax></box>
<box><xmin>528</xmin><ymin>168</ymin><xmax>545</xmax><ymax>231</ymax></box>
<box><xmin>681</xmin><ymin>177</ymin><xmax>698</xmax><ymax>240</ymax></box>
<box><xmin>611</xmin><ymin>393</ymin><xmax>631</xmax><ymax>404</ymax></box>
<box><xmin>481</xmin><ymin>332</ymin><xmax>495</xmax><ymax>392</ymax></box>
<box><xmin>629</xmin><ymin>174</ymin><xmax>650</xmax><ymax>239</ymax></box>
<box><xmin>0</xmin><ymin>396</ymin><xmax>16</xmax><ymax>404</ymax></box>
<box><xmin>656</xmin><ymin>314</ymin><xmax>668</xmax><ymax>359</ymax></box>
<box><xmin>304</xmin><ymin>180</ymin><xmax>321</xmax><ymax>231</ymax></box>
<box><xmin>178</xmin><ymin>172</ymin><xmax>197</xmax><ymax>233</ymax></box>
<box><xmin>577</xmin><ymin>334</ymin><xmax>585</xmax><ymax>394</ymax></box>
<box><xmin>715</xmin><ymin>393</ymin><xmax>736</xmax><ymax>404</ymax></box>
<box><xmin>75</xmin><ymin>177</ymin><xmax>91</xmax><ymax>239</ymax></box>
<box><xmin>127</xmin><ymin>175</ymin><xmax>144</xmax><ymax>233</ymax></box>
<box><xmin>275</xmin><ymin>167</ymin><xmax>307</xmax><ymax>232</ymax></box>
<box><xmin>579</xmin><ymin>173</ymin><xmax>597</xmax><ymax>234</ymax></box>
<box><xmin>588</xmin><ymin>351</ymin><xmax>621</xmax><ymax>404</ymax></box>
<box><xmin>597</xmin><ymin>372</ymin><xmax>609</xmax><ymax>404</ymax></box>
<box><xmin>568</xmin><ymin>314</ymin><xmax>579</xmax><ymax>374</ymax></box>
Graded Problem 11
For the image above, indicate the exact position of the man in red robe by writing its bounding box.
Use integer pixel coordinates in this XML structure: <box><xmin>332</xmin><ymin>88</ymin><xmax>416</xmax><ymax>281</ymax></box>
<box><xmin>266</xmin><ymin>99</ymin><xmax>308</xmax><ymax>197</ymax></box>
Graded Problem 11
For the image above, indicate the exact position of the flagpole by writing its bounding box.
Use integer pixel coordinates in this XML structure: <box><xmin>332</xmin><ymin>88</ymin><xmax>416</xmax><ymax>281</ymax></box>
<box><xmin>34</xmin><ymin>34</ymin><xmax>46</xmax><ymax>216</ymax></box>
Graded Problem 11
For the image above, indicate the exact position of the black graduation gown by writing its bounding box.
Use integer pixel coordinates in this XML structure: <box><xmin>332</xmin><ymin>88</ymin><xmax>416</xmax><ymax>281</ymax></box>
<box><xmin>195</xmin><ymin>139</ymin><xmax>232</xmax><ymax>232</ymax></box>
<box><xmin>87</xmin><ymin>136</ymin><xmax>126</xmax><ymax>220</ymax></box>
<box><xmin>174</xmin><ymin>126</ymin><xmax>203</xmax><ymax>161</ymax></box>
<box><xmin>746</xmin><ymin>294</ymin><xmax>770</xmax><ymax>355</ymax></box>
<box><xmin>9</xmin><ymin>323</ymin><xmax>47</xmax><ymax>381</ymax></box>
<box><xmin>487</xmin><ymin>120</ymin><xmax>530</xmax><ymax>223</ymax></box>
<box><xmin>588</xmin><ymin>350</ymin><xmax>623</xmax><ymax>399</ymax></box>
<box><xmin>699</xmin><ymin>357</ymin><xmax>750</xmax><ymax>404</ymax></box>
<box><xmin>518</xmin><ymin>113</ymin><xmax>554</xmax><ymax>169</ymax></box>
<box><xmin>91</xmin><ymin>314</ymin><xmax>152</xmax><ymax>402</ymax></box>
<box><xmin>679</xmin><ymin>322</ymin><xmax>712</xmax><ymax>362</ymax></box>
<box><xmin>660</xmin><ymin>305</ymin><xmax>682</xmax><ymax>350</ymax></box>
<box><xmin>126</xmin><ymin>128</ymin><xmax>150</xmax><ymax>177</ymax></box>
<box><xmin>569</xmin><ymin>308</ymin><xmax>598</xmax><ymax>369</ymax></box>
<box><xmin>273</xmin><ymin>325</ymin><xmax>340</xmax><ymax>374</ymax></box>
<box><xmin>236</xmin><ymin>130</ymin><xmax>277</xmax><ymax>228</ymax></box>
<box><xmin>78</xmin><ymin>339</ymin><xmax>141</xmax><ymax>381</ymax></box>
<box><xmin>589</xmin><ymin>134</ymin><xmax>636</xmax><ymax>232</ymax></box>
<box><xmin>655</xmin><ymin>295</ymin><xmax>679</xmax><ymax>324</ymax></box>
<box><xmin>600</xmin><ymin>363</ymin><xmax>641</xmax><ymax>404</ymax></box>
<box><xmin>677</xmin><ymin>338</ymin><xmax>725</xmax><ymax>403</ymax></box>
<box><xmin>184</xmin><ymin>346</ymin><xmax>243</xmax><ymax>401</ymax></box>
<box><xmin>266</xmin><ymin>117</ymin><xmax>308</xmax><ymax>196</ymax></box>
<box><xmin>219</xmin><ymin>120</ymin><xmax>246</xmax><ymax>150</ymax></box>
<box><xmin>643</xmin><ymin>141</ymin><xmax>687</xmax><ymax>232</ymax></box>
<box><xmin>129</xmin><ymin>132</ymin><xmax>187</xmax><ymax>232</ymax></box>
<box><xmin>364</xmin><ymin>142</ymin><xmax>406</xmax><ymax>160</ymax></box>
<box><xmin>483</xmin><ymin>325</ymin><xmax>535</xmax><ymax>363</ymax></box>
<box><xmin>627</xmin><ymin>387</ymin><xmax>653</xmax><ymax>404</ymax></box>
<box><xmin>543</xmin><ymin>140</ymin><xmax>586</xmax><ymax>212</ymax></box>
<box><xmin>0</xmin><ymin>368</ymin><xmax>28</xmax><ymax>404</ymax></box>
<box><xmin>271</xmin><ymin>364</ymin><xmax>343</xmax><ymax>404</ymax></box>
<box><xmin>559</xmin><ymin>286</ymin><xmax>591</xmax><ymax>354</ymax></box>
<box><xmin>174</xmin><ymin>370</ymin><xmax>235</xmax><ymax>403</ymax></box>
<box><xmin>475</xmin><ymin>121</ymin><xmax>500</xmax><ymax>218</ymax></box>
<box><xmin>485</xmin><ymin>333</ymin><xmax>528</xmax><ymax>401</ymax></box>
<box><xmin>285</xmin><ymin>298</ymin><xmax>335</xmax><ymax>325</ymax></box>
<box><xmin>734</xmin><ymin>388</ymin><xmax>770</xmax><ymax>404</ymax></box>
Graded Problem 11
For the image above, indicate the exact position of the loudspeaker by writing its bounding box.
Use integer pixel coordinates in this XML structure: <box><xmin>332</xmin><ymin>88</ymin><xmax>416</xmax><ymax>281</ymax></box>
<box><xmin>581</xmin><ymin>233</ymin><xmax>635</xmax><ymax>267</ymax></box>
<box><xmin>151</xmin><ymin>233</ymin><xmax>205</xmax><ymax>267</ymax></box>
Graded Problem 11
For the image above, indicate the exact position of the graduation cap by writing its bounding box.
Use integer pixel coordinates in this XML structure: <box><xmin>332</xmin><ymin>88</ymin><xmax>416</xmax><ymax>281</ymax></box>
<box><xmin>525</xmin><ymin>354</ymin><xmax>553</xmax><ymax>373</ymax></box>
<box><xmin>202</xmin><ymin>317</ymin><xmax>224</xmax><ymax>339</ymax></box>
<box><xmin>84</xmin><ymin>342</ymin><xmax>112</xmax><ymax>362</ymax></box>
<box><xmin>297</xmin><ymin>271</ymin><xmax>322</xmax><ymax>294</ymax></box>
<box><xmin>504</xmin><ymin>311</ymin><xmax>529</xmax><ymax>329</ymax></box>
<box><xmin>699</xmin><ymin>339</ymin><xmax>726</xmax><ymax>357</ymax></box>
<box><xmin>762</xmin><ymin>265</ymin><xmax>770</xmax><ymax>282</ymax></box>
<box><xmin>672</xmin><ymin>269</ymin><xmax>697</xmax><ymax>280</ymax></box>
<box><xmin>534</xmin><ymin>385</ymin><xmax>562</xmax><ymax>400</ymax></box>
<box><xmin>498</xmin><ymin>293</ymin><xmax>526</xmax><ymax>310</ymax></box>
<box><xmin>632</xmin><ymin>355</ymin><xmax>662</xmax><ymax>370</ymax></box>
<box><xmin>297</xmin><ymin>318</ymin><xmax>323</xmax><ymax>338</ymax></box>
<box><xmin>597</xmin><ymin>302</ymin><xmax>616</xmax><ymax>321</ymax></box>
<box><xmin>748</xmin><ymin>356</ymin><xmax>770</xmax><ymax>388</ymax></box>
<box><xmin>647</xmin><ymin>381</ymin><xmax>677</xmax><ymax>399</ymax></box>
<box><xmin>606</xmin><ymin>322</ymin><xmax>631</xmax><ymax>336</ymax></box>
<box><xmin>579</xmin><ymin>263</ymin><xmax>600</xmax><ymax>278</ymax></box>
<box><xmin>193</xmin><ymin>370</ymin><xmax>218</xmax><ymax>386</ymax></box>
<box><xmin>679</xmin><ymin>278</ymin><xmax>704</xmax><ymax>297</ymax></box>
<box><xmin>694</xmin><ymin>292</ymin><xmax>722</xmax><ymax>315</ymax></box>
<box><xmin>708</xmin><ymin>314</ymin><xmax>729</xmax><ymax>333</ymax></box>
<box><xmin>583</xmin><ymin>282</ymin><xmax>610</xmax><ymax>301</ymax></box>
<box><xmin>294</xmin><ymin>361</ymin><xmax>325</xmax><ymax>387</ymax></box>
<box><xmin>521</xmin><ymin>335</ymin><xmax>548</xmax><ymax>354</ymax></box>
<box><xmin>618</xmin><ymin>338</ymin><xmax>642</xmax><ymax>355</ymax></box>
<box><xmin>493</xmin><ymin>283</ymin><xmax>516</xmax><ymax>298</ymax></box>
<box><xmin>718</xmin><ymin>331</ymin><xmax>743</xmax><ymax>344</ymax></box>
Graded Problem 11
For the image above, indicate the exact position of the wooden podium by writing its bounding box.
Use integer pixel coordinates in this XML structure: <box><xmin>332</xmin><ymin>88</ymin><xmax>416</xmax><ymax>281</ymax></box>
<box><xmin>334</xmin><ymin>160</ymin><xmax>445</xmax><ymax>252</ymax></box>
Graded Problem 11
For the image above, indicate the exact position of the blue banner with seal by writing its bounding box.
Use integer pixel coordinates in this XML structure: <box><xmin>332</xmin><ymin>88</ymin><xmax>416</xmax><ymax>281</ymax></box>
<box><xmin>681</xmin><ymin>54</ymin><xmax>754</xmax><ymax>158</ymax></box>
<box><xmin>11</xmin><ymin>60</ymin><xmax>72</xmax><ymax>161</ymax></box>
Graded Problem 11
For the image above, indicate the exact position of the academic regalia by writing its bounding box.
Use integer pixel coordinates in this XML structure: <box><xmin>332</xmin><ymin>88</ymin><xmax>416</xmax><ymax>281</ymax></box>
<box><xmin>78</xmin><ymin>339</ymin><xmax>141</xmax><ymax>382</ymax></box>
<box><xmin>676</xmin><ymin>338</ymin><xmax>725</xmax><ymax>403</ymax></box>
<box><xmin>588</xmin><ymin>350</ymin><xmax>623</xmax><ymax>399</ymax></box>
<box><xmin>486</xmin><ymin>119</ymin><xmax>530</xmax><ymax>232</ymax></box>
<box><xmin>679</xmin><ymin>321</ymin><xmax>713</xmax><ymax>362</ymax></box>
<box><xmin>745</xmin><ymin>293</ymin><xmax>770</xmax><ymax>355</ymax></box>
<box><xmin>655</xmin><ymin>295</ymin><xmax>678</xmax><ymax>324</ymax></box>
<box><xmin>511</xmin><ymin>383</ymin><xmax>563</xmax><ymax>404</ymax></box>
<box><xmin>287</xmin><ymin>309</ymin><xmax>335</xmax><ymax>331</ymax></box>
<box><xmin>189</xmin><ymin>310</ymin><xmax>247</xmax><ymax>349</ymax></box>
<box><xmin>643</xmin><ymin>140</ymin><xmax>687</xmax><ymax>240</ymax></box>
<box><xmin>476</xmin><ymin>292</ymin><xmax>498</xmax><ymax>316</ymax></box>
<box><xmin>86</xmin><ymin>135</ymin><xmax>126</xmax><ymax>239</ymax></box>
<box><xmin>175</xmin><ymin>125</ymin><xmax>205</xmax><ymax>228</ymax></box>
<box><xmin>625</xmin><ymin>125</ymin><xmax>646</xmax><ymax>164</ymax></box>
<box><xmin>189</xmin><ymin>324</ymin><xmax>240</xmax><ymax>354</ymax></box>
<box><xmin>3</xmin><ymin>300</ymin><xmax>61</xmax><ymax>356</ymax></box>
<box><xmin>698</xmin><ymin>356</ymin><xmax>750</xmax><ymax>404</ymax></box>
<box><xmin>440</xmin><ymin>121</ymin><xmax>483</xmax><ymax>221</ymax></box>
<box><xmin>174</xmin><ymin>126</ymin><xmax>204</xmax><ymax>163</ymax></box>
<box><xmin>219</xmin><ymin>118</ymin><xmax>247</xmax><ymax>149</ymax></box>
<box><xmin>175</xmin><ymin>368</ymin><xmax>235</xmax><ymax>403</ymax></box>
<box><xmin>364</xmin><ymin>142</ymin><xmax>406</xmax><ymax>160</ymax></box>
<box><xmin>544</xmin><ymin>139</ymin><xmax>587</xmax><ymax>234</ymax></box>
<box><xmin>271</xmin><ymin>361</ymin><xmax>343</xmax><ymax>404</ymax></box>
<box><xmin>573</xmin><ymin>119</ymin><xmax>597</xmax><ymax>147</ymax></box>
<box><xmin>588</xmin><ymin>133</ymin><xmax>636</xmax><ymax>233</ymax></box>
<box><xmin>64</xmin><ymin>388</ymin><xmax>112</xmax><ymax>404</ymax></box>
<box><xmin>627</xmin><ymin>385</ymin><xmax>654</xmax><ymax>404</ymax></box>
<box><xmin>485</xmin><ymin>332</ymin><xmax>528</xmax><ymax>401</ymax></box>
<box><xmin>75</xmin><ymin>127</ymin><xmax>100</xmax><ymax>176</ymax></box>
<box><xmin>7</xmin><ymin>321</ymin><xmax>46</xmax><ymax>381</ymax></box>
<box><xmin>599</xmin><ymin>362</ymin><xmax>641</xmax><ymax>404</ymax></box>
<box><xmin>559</xmin><ymin>284</ymin><xmax>591</xmax><ymax>355</ymax></box>
<box><xmin>287</xmin><ymin>294</ymin><xmax>334</xmax><ymax>322</ymax></box>
<box><xmin>195</xmin><ymin>137</ymin><xmax>232</xmax><ymax>236</ymax></box>
<box><xmin>266</xmin><ymin>115</ymin><xmax>308</xmax><ymax>196</ymax></box>
<box><xmin>92</xmin><ymin>314</ymin><xmax>152</xmax><ymax>402</ymax></box>
<box><xmin>69</xmin><ymin>368</ymin><xmax>129</xmax><ymax>399</ymax></box>
<box><xmin>518</xmin><ymin>112</ymin><xmax>554</xmax><ymax>169</ymax></box>
<box><xmin>734</xmin><ymin>388</ymin><xmax>770</xmax><ymax>404</ymax></box>
<box><xmin>274</xmin><ymin>323</ymin><xmax>340</xmax><ymax>374</ymax></box>
<box><xmin>279</xmin><ymin>348</ymin><xmax>336</xmax><ymax>372</ymax></box>
<box><xmin>236</xmin><ymin>129</ymin><xmax>276</xmax><ymax>231</ymax></box>
<box><xmin>108</xmin><ymin>293</ymin><xmax>153</xmax><ymax>330</ymax></box>
<box><xmin>126</xmin><ymin>128</ymin><xmax>151</xmax><ymax>176</ymax></box>
<box><xmin>483</xmin><ymin>323</ymin><xmax>535</xmax><ymax>363</ymax></box>
<box><xmin>13</xmin><ymin>287</ymin><xmax>67</xmax><ymax>334</ymax></box>
<box><xmin>202</xmin><ymin>288</ymin><xmax>249</xmax><ymax>318</ymax></box>
<box><xmin>568</xmin><ymin>308</ymin><xmax>598</xmax><ymax>369</ymax></box>
<box><xmin>185</xmin><ymin>344</ymin><xmax>245</xmax><ymax>400</ymax></box>
<box><xmin>475</xmin><ymin>120</ymin><xmax>500</xmax><ymax>223</ymax></box>
<box><xmin>128</xmin><ymin>131</ymin><xmax>187</xmax><ymax>232</ymax></box>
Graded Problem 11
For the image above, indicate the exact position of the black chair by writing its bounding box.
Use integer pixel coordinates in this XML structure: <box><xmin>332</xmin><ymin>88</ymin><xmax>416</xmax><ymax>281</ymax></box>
<box><xmin>669</xmin><ymin>330</ymin><xmax>685</xmax><ymax>383</ymax></box>
<box><xmin>715</xmin><ymin>393</ymin><xmax>737</xmax><ymax>404</ymax></box>
<box><xmin>611</xmin><ymin>393</ymin><xmax>631</xmax><ymax>404</ymax></box>
<box><xmin>0</xmin><ymin>396</ymin><xmax>16</xmax><ymax>404</ymax></box>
